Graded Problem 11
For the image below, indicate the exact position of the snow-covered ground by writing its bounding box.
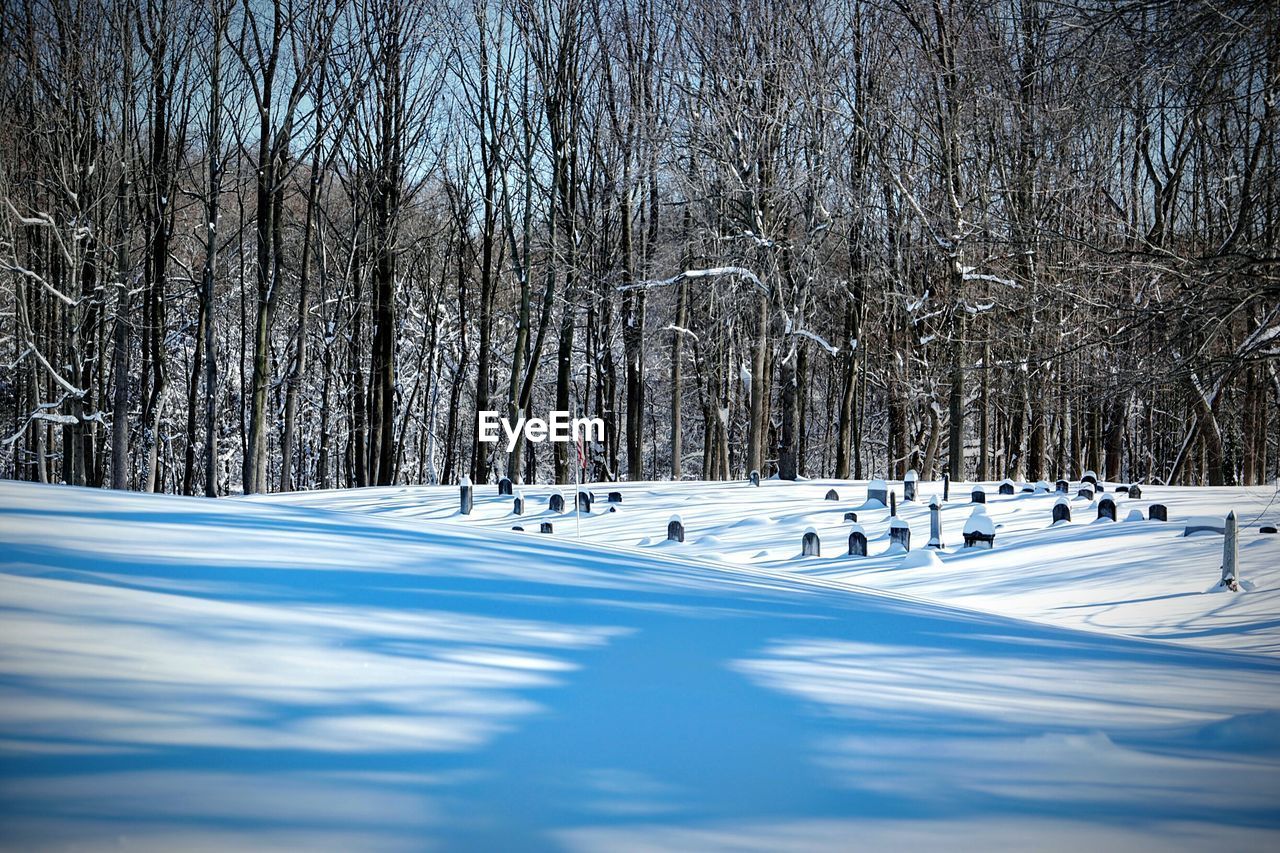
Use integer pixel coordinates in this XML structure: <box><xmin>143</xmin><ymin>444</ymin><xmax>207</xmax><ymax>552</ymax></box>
<box><xmin>2</xmin><ymin>477</ymin><xmax>1279</xmax><ymax>851</ymax></box>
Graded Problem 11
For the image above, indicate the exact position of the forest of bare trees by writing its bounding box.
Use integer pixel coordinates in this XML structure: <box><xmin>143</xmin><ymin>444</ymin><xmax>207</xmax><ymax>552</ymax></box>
<box><xmin>1</xmin><ymin>0</ymin><xmax>1277</xmax><ymax>495</ymax></box>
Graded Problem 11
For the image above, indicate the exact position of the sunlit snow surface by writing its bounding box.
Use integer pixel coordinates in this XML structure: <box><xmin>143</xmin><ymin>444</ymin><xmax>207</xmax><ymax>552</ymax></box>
<box><xmin>2</xmin><ymin>478</ymin><xmax>1278</xmax><ymax>850</ymax></box>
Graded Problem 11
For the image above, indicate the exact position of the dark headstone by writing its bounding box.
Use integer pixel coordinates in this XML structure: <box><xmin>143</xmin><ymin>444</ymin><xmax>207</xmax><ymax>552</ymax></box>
<box><xmin>848</xmin><ymin>528</ymin><xmax>868</xmax><ymax>556</ymax></box>
<box><xmin>540</xmin><ymin>522</ymin><xmax>554</xmax><ymax>533</ymax></box>
<box><xmin>1055</xmin><ymin>479</ymin><xmax>1069</xmax><ymax>494</ymax></box>
<box><xmin>971</xmin><ymin>487</ymin><xmax>986</xmax><ymax>504</ymax></box>
<box><xmin>801</xmin><ymin>530</ymin><xmax>821</xmax><ymax>557</ymax></box>
<box><xmin>888</xmin><ymin>521</ymin><xmax>911</xmax><ymax>552</ymax></box>
<box><xmin>927</xmin><ymin>499</ymin><xmax>943</xmax><ymax>548</ymax></box>
<box><xmin>1052</xmin><ymin>501</ymin><xmax>1071</xmax><ymax>523</ymax></box>
<box><xmin>1082</xmin><ymin>472</ymin><xmax>1098</xmax><ymax>486</ymax></box>
<box><xmin>513</xmin><ymin>496</ymin><xmax>525</xmax><ymax>515</ymax></box>
<box><xmin>749</xmin><ymin>469</ymin><xmax>760</xmax><ymax>487</ymax></box>
<box><xmin>608</xmin><ymin>491</ymin><xmax>623</xmax><ymax>503</ymax></box>
<box><xmin>1021</xmin><ymin>486</ymin><xmax>1035</xmax><ymax>493</ymax></box>
<box><xmin>459</xmin><ymin>480</ymin><xmax>473</xmax><ymax>515</ymax></box>
<box><xmin>825</xmin><ymin>489</ymin><xmax>839</xmax><ymax>501</ymax></box>
<box><xmin>843</xmin><ymin>511</ymin><xmax>858</xmax><ymax>522</ymax></box>
<box><xmin>1077</xmin><ymin>487</ymin><xmax>1094</xmax><ymax>500</ymax></box>
<box><xmin>904</xmin><ymin>470</ymin><xmax>918</xmax><ymax>502</ymax></box>
<box><xmin>549</xmin><ymin>493</ymin><xmax>565</xmax><ymax>513</ymax></box>
<box><xmin>511</xmin><ymin>525</ymin><xmax>524</xmax><ymax>532</ymax></box>
<box><xmin>1115</xmin><ymin>485</ymin><xmax>1130</xmax><ymax>495</ymax></box>
<box><xmin>608</xmin><ymin>506</ymin><xmax>617</xmax><ymax>513</ymax></box>
<box><xmin>498</xmin><ymin>477</ymin><xmax>513</xmax><ymax>496</ymax></box>
<box><xmin>963</xmin><ymin>531</ymin><xmax>995</xmax><ymax>549</ymax></box>
<box><xmin>942</xmin><ymin>472</ymin><xmax>950</xmax><ymax>501</ymax></box>
<box><xmin>667</xmin><ymin>517</ymin><xmax>685</xmax><ymax>543</ymax></box>
<box><xmin>1097</xmin><ymin>496</ymin><xmax>1117</xmax><ymax>521</ymax></box>
<box><xmin>1149</xmin><ymin>504</ymin><xmax>1168</xmax><ymax>522</ymax></box>
<box><xmin>999</xmin><ymin>481</ymin><xmax>1015</xmax><ymax>496</ymax></box>
<box><xmin>890</xmin><ymin>491</ymin><xmax>898</xmax><ymax>517</ymax></box>
<box><xmin>577</xmin><ymin>490</ymin><xmax>592</xmax><ymax>513</ymax></box>
<box><xmin>1129</xmin><ymin>484</ymin><xmax>1143</xmax><ymax>499</ymax></box>
<box><xmin>1261</xmin><ymin>525</ymin><xmax>1277</xmax><ymax>534</ymax></box>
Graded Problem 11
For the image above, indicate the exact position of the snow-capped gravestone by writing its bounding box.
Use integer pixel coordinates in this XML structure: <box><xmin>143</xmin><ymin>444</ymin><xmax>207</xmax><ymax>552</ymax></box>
<box><xmin>1077</xmin><ymin>485</ymin><xmax>1095</xmax><ymax>500</ymax></box>
<box><xmin>963</xmin><ymin>508</ymin><xmax>995</xmax><ymax>549</ymax></box>
<box><xmin>848</xmin><ymin>524</ymin><xmax>868</xmax><ymax>556</ymax></box>
<box><xmin>802</xmin><ymin>527</ymin><xmax>821</xmax><ymax>557</ymax></box>
<box><xmin>890</xmin><ymin>491</ymin><xmax>898</xmax><ymax>517</ymax></box>
<box><xmin>549</xmin><ymin>493</ymin><xmax>565</xmax><ymax>513</ymax></box>
<box><xmin>904</xmin><ymin>469</ymin><xmax>918</xmax><ymax>502</ymax></box>
<box><xmin>459</xmin><ymin>476</ymin><xmax>473</xmax><ymax>515</ymax></box>
<box><xmin>1056</xmin><ymin>479</ymin><xmax>1069</xmax><ymax>494</ymax></box>
<box><xmin>927</xmin><ymin>496</ymin><xmax>943</xmax><ymax>548</ymax></box>
<box><xmin>1115</xmin><ymin>485</ymin><xmax>1130</xmax><ymax>495</ymax></box>
<box><xmin>1184</xmin><ymin>515</ymin><xmax>1226</xmax><ymax>536</ymax></box>
<box><xmin>513</xmin><ymin>491</ymin><xmax>525</xmax><ymax>515</ymax></box>
<box><xmin>1221</xmin><ymin>511</ymin><xmax>1240</xmax><ymax>592</ymax></box>
<box><xmin>1124</xmin><ymin>509</ymin><xmax>1144</xmax><ymax>522</ymax></box>
<box><xmin>1082</xmin><ymin>470</ymin><xmax>1099</xmax><ymax>487</ymax></box>
<box><xmin>608</xmin><ymin>491</ymin><xmax>623</xmax><ymax>503</ymax></box>
<box><xmin>1150</xmin><ymin>503</ymin><xmax>1168</xmax><ymax>522</ymax></box>
<box><xmin>1052</xmin><ymin>497</ymin><xmax>1071</xmax><ymax>524</ymax></box>
<box><xmin>867</xmin><ymin>479</ymin><xmax>888</xmax><ymax>507</ymax></box>
<box><xmin>540</xmin><ymin>522</ymin><xmax>554</xmax><ymax>533</ymax></box>
<box><xmin>498</xmin><ymin>477</ymin><xmax>513</xmax><ymax>496</ymax></box>
<box><xmin>750</xmin><ymin>469</ymin><xmax>760</xmax><ymax>487</ymax></box>
<box><xmin>844</xmin><ymin>511</ymin><xmax>858</xmax><ymax>522</ymax></box>
<box><xmin>999</xmin><ymin>479</ymin><xmax>1016</xmax><ymax>496</ymax></box>
<box><xmin>1261</xmin><ymin>525</ymin><xmax>1277</xmax><ymax>534</ymax></box>
<box><xmin>1097</xmin><ymin>495</ymin><xmax>1117</xmax><ymax>522</ymax></box>
<box><xmin>888</xmin><ymin>518</ymin><xmax>911</xmax><ymax>552</ymax></box>
<box><xmin>577</xmin><ymin>490</ymin><xmax>592</xmax><ymax>513</ymax></box>
<box><xmin>1034</xmin><ymin>480</ymin><xmax>1051</xmax><ymax>494</ymax></box>
<box><xmin>825</xmin><ymin>489</ymin><xmax>840</xmax><ymax>501</ymax></box>
<box><xmin>1129</xmin><ymin>484</ymin><xmax>1143</xmax><ymax>499</ymax></box>
<box><xmin>971</xmin><ymin>486</ymin><xmax>986</xmax><ymax>504</ymax></box>
<box><xmin>667</xmin><ymin>515</ymin><xmax>685</xmax><ymax>543</ymax></box>
<box><xmin>512</xmin><ymin>525</ymin><xmax>524</xmax><ymax>531</ymax></box>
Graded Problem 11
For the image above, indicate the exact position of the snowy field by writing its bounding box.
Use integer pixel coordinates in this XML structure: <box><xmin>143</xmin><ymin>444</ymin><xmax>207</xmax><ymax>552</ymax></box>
<box><xmin>2</xmin><ymin>477</ymin><xmax>1279</xmax><ymax>850</ymax></box>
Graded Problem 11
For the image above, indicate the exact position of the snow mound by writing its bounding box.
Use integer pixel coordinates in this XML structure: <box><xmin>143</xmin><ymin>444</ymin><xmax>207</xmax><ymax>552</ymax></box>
<box><xmin>899</xmin><ymin>549</ymin><xmax>944</xmax><ymax>569</ymax></box>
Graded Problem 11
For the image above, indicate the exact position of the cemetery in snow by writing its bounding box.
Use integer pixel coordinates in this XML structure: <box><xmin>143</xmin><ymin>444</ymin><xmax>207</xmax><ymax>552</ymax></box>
<box><xmin>253</xmin><ymin>472</ymin><xmax>1280</xmax><ymax>659</ymax></box>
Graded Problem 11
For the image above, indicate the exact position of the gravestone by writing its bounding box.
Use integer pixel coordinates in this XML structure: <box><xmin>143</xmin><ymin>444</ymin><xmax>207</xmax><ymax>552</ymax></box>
<box><xmin>549</xmin><ymin>493</ymin><xmax>565</xmax><ymax>513</ymax></box>
<box><xmin>498</xmin><ymin>477</ymin><xmax>513</xmax><ymax>496</ymax></box>
<box><xmin>1052</xmin><ymin>497</ymin><xmax>1071</xmax><ymax>524</ymax></box>
<box><xmin>1260</xmin><ymin>525</ymin><xmax>1277</xmax><ymax>534</ymax></box>
<box><xmin>843</xmin><ymin>511</ymin><xmax>858</xmax><ymax>522</ymax></box>
<box><xmin>890</xmin><ymin>491</ymin><xmax>898</xmax><ymax>517</ymax></box>
<box><xmin>802</xmin><ymin>527</ymin><xmax>821</xmax><ymax>557</ymax></box>
<box><xmin>577</xmin><ymin>490</ymin><xmax>592</xmax><ymax>513</ymax></box>
<box><xmin>1077</xmin><ymin>486</ymin><xmax>1094</xmax><ymax>500</ymax></box>
<box><xmin>867</xmin><ymin>478</ymin><xmax>888</xmax><ymax>507</ymax></box>
<box><xmin>749</xmin><ymin>469</ymin><xmax>760</xmax><ymax>487</ymax></box>
<box><xmin>1115</xmin><ymin>485</ymin><xmax>1129</xmax><ymax>494</ymax></box>
<box><xmin>943</xmin><ymin>472</ymin><xmax>950</xmax><ymax>501</ymax></box>
<box><xmin>1184</xmin><ymin>516</ymin><xmax>1226</xmax><ymax>536</ymax></box>
<box><xmin>888</xmin><ymin>519</ymin><xmax>911</xmax><ymax>552</ymax></box>
<box><xmin>1097</xmin><ymin>495</ymin><xmax>1117</xmax><ymax>521</ymax></box>
<box><xmin>848</xmin><ymin>525</ymin><xmax>868</xmax><ymax>556</ymax></box>
<box><xmin>998</xmin><ymin>479</ymin><xmax>1016</xmax><ymax>496</ymax></box>
<box><xmin>511</xmin><ymin>525</ymin><xmax>524</xmax><ymax>532</ymax></box>
<box><xmin>1082</xmin><ymin>470</ymin><xmax>1099</xmax><ymax>487</ymax></box>
<box><xmin>1221</xmin><ymin>511</ymin><xmax>1239</xmax><ymax>591</ymax></box>
<box><xmin>1149</xmin><ymin>503</ymin><xmax>1168</xmax><ymax>522</ymax></box>
<box><xmin>963</xmin><ymin>509</ymin><xmax>995</xmax><ymax>549</ymax></box>
<box><xmin>927</xmin><ymin>497</ymin><xmax>943</xmax><ymax>548</ymax></box>
<box><xmin>540</xmin><ymin>522</ymin><xmax>554</xmax><ymax>533</ymax></box>
<box><xmin>667</xmin><ymin>515</ymin><xmax>685</xmax><ymax>543</ymax></box>
<box><xmin>904</xmin><ymin>469</ymin><xmax>919</xmax><ymax>502</ymax></box>
<box><xmin>971</xmin><ymin>486</ymin><xmax>986</xmax><ymax>504</ymax></box>
<box><xmin>608</xmin><ymin>506</ymin><xmax>617</xmax><ymax>513</ymax></box>
<box><xmin>1056</xmin><ymin>479</ymin><xmax>1069</xmax><ymax>494</ymax></box>
<box><xmin>513</xmin><ymin>491</ymin><xmax>525</xmax><ymax>515</ymax></box>
<box><xmin>825</xmin><ymin>489</ymin><xmax>840</xmax><ymax>501</ymax></box>
<box><xmin>608</xmin><ymin>491</ymin><xmax>623</xmax><ymax>503</ymax></box>
<box><xmin>459</xmin><ymin>476</ymin><xmax>473</xmax><ymax>515</ymax></box>
<box><xmin>1129</xmin><ymin>484</ymin><xmax>1143</xmax><ymax>499</ymax></box>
